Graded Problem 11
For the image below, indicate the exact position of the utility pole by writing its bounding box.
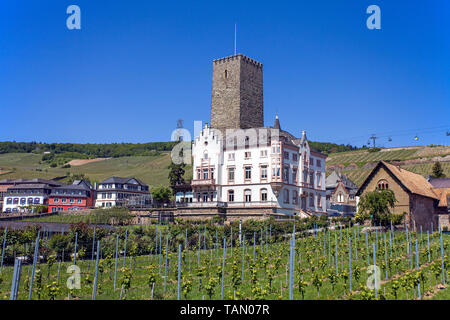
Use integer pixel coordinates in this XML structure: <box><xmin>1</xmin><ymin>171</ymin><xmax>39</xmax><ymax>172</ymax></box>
<box><xmin>370</xmin><ymin>134</ymin><xmax>377</xmax><ymax>148</ymax></box>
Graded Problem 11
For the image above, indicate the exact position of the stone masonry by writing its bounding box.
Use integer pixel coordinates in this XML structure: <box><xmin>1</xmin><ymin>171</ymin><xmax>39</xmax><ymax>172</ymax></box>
<box><xmin>210</xmin><ymin>54</ymin><xmax>263</xmax><ymax>133</ymax></box>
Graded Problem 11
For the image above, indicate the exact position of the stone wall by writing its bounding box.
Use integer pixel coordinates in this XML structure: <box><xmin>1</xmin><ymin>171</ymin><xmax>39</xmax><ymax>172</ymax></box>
<box><xmin>438</xmin><ymin>214</ymin><xmax>450</xmax><ymax>231</ymax></box>
<box><xmin>410</xmin><ymin>194</ymin><xmax>439</xmax><ymax>231</ymax></box>
<box><xmin>210</xmin><ymin>54</ymin><xmax>263</xmax><ymax>133</ymax></box>
<box><xmin>358</xmin><ymin>166</ymin><xmax>411</xmax><ymax>215</ymax></box>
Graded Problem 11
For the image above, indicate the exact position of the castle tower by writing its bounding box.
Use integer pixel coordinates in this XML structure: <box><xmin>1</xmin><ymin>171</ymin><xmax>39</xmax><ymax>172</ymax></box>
<box><xmin>210</xmin><ymin>54</ymin><xmax>263</xmax><ymax>133</ymax></box>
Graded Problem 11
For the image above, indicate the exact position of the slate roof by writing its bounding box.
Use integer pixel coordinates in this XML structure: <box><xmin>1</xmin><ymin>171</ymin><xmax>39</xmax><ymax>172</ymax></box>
<box><xmin>0</xmin><ymin>178</ymin><xmax>62</xmax><ymax>186</ymax></box>
<box><xmin>326</xmin><ymin>170</ymin><xmax>358</xmax><ymax>190</ymax></box>
<box><xmin>428</xmin><ymin>178</ymin><xmax>450</xmax><ymax>189</ymax></box>
<box><xmin>100</xmin><ymin>177</ymin><xmax>148</xmax><ymax>187</ymax></box>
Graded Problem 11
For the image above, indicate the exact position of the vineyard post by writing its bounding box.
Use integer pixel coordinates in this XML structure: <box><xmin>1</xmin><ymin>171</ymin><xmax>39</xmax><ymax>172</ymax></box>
<box><xmin>265</xmin><ymin>227</ymin><xmax>268</xmax><ymax>253</ymax></box>
<box><xmin>74</xmin><ymin>232</ymin><xmax>78</xmax><ymax>265</ymax></box>
<box><xmin>427</xmin><ymin>231</ymin><xmax>430</xmax><ymax>263</ymax></box>
<box><xmin>177</xmin><ymin>243</ymin><xmax>181</xmax><ymax>300</ymax></box>
<box><xmin>122</xmin><ymin>229</ymin><xmax>128</xmax><ymax>268</ymax></box>
<box><xmin>440</xmin><ymin>231</ymin><xmax>445</xmax><ymax>284</ymax></box>
<box><xmin>216</xmin><ymin>229</ymin><xmax>219</xmax><ymax>265</ymax></box>
<box><xmin>185</xmin><ymin>229</ymin><xmax>188</xmax><ymax>251</ymax></box>
<box><xmin>231</xmin><ymin>226</ymin><xmax>233</xmax><ymax>257</ymax></box>
<box><xmin>253</xmin><ymin>232</ymin><xmax>256</xmax><ymax>260</ymax></box>
<box><xmin>92</xmin><ymin>240</ymin><xmax>100</xmax><ymax>300</ymax></box>
<box><xmin>409</xmin><ymin>234</ymin><xmax>413</xmax><ymax>270</ymax></box>
<box><xmin>354</xmin><ymin>227</ymin><xmax>357</xmax><ymax>260</ymax></box>
<box><xmin>365</xmin><ymin>231</ymin><xmax>369</xmax><ymax>265</ymax></box>
<box><xmin>269</xmin><ymin>224</ymin><xmax>272</xmax><ymax>250</ymax></box>
<box><xmin>198</xmin><ymin>232</ymin><xmax>201</xmax><ymax>266</ymax></box>
<box><xmin>0</xmin><ymin>227</ymin><xmax>7</xmax><ymax>272</ymax></box>
<box><xmin>323</xmin><ymin>228</ymin><xmax>326</xmax><ymax>256</ymax></box>
<box><xmin>288</xmin><ymin>237</ymin><xmax>294</xmax><ymax>300</ymax></box>
<box><xmin>159</xmin><ymin>229</ymin><xmax>162</xmax><ymax>273</ymax></box>
<box><xmin>239</xmin><ymin>219</ymin><xmax>242</xmax><ymax>245</ymax></box>
<box><xmin>384</xmin><ymin>233</ymin><xmax>387</xmax><ymax>280</ymax></box>
<box><xmin>373</xmin><ymin>243</ymin><xmax>377</xmax><ymax>298</ymax></box>
<box><xmin>375</xmin><ymin>227</ymin><xmax>378</xmax><ymax>252</ymax></box>
<box><xmin>389</xmin><ymin>230</ymin><xmax>392</xmax><ymax>258</ymax></box>
<box><xmin>348</xmin><ymin>236</ymin><xmax>352</xmax><ymax>292</ymax></box>
<box><xmin>347</xmin><ymin>222</ymin><xmax>349</xmax><ymax>242</ymax></box>
<box><xmin>89</xmin><ymin>227</ymin><xmax>96</xmax><ymax>271</ymax></box>
<box><xmin>260</xmin><ymin>228</ymin><xmax>263</xmax><ymax>252</ymax></box>
<box><xmin>328</xmin><ymin>230</ymin><xmax>331</xmax><ymax>266</ymax></box>
<box><xmin>164</xmin><ymin>235</ymin><xmax>169</xmax><ymax>294</ymax></box>
<box><xmin>57</xmin><ymin>259</ymin><xmax>61</xmax><ymax>284</ymax></box>
<box><xmin>431</xmin><ymin>222</ymin><xmax>433</xmax><ymax>233</ymax></box>
<box><xmin>9</xmin><ymin>258</ymin><xmax>22</xmax><ymax>300</ymax></box>
<box><xmin>420</xmin><ymin>226</ymin><xmax>423</xmax><ymax>249</ymax></box>
<box><xmin>335</xmin><ymin>231</ymin><xmax>338</xmax><ymax>274</ymax></box>
<box><xmin>221</xmin><ymin>238</ymin><xmax>226</xmax><ymax>299</ymax></box>
<box><xmin>241</xmin><ymin>234</ymin><xmax>245</xmax><ymax>282</ymax></box>
<box><xmin>203</xmin><ymin>225</ymin><xmax>206</xmax><ymax>251</ymax></box>
<box><xmin>113</xmin><ymin>234</ymin><xmax>119</xmax><ymax>290</ymax></box>
<box><xmin>415</xmin><ymin>239</ymin><xmax>421</xmax><ymax>299</ymax></box>
<box><xmin>28</xmin><ymin>233</ymin><xmax>40</xmax><ymax>300</ymax></box>
<box><xmin>406</xmin><ymin>225</ymin><xmax>409</xmax><ymax>254</ymax></box>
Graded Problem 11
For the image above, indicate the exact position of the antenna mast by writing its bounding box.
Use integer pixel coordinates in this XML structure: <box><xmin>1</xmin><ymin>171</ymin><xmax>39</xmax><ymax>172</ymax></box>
<box><xmin>234</xmin><ymin>23</ymin><xmax>237</xmax><ymax>56</ymax></box>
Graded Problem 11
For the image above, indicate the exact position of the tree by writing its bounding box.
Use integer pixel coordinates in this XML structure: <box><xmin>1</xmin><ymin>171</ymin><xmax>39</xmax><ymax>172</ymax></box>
<box><xmin>168</xmin><ymin>163</ymin><xmax>186</xmax><ymax>188</ymax></box>
<box><xmin>152</xmin><ymin>186</ymin><xmax>172</xmax><ymax>204</ymax></box>
<box><xmin>431</xmin><ymin>162</ymin><xmax>445</xmax><ymax>178</ymax></box>
<box><xmin>356</xmin><ymin>189</ymin><xmax>398</xmax><ymax>226</ymax></box>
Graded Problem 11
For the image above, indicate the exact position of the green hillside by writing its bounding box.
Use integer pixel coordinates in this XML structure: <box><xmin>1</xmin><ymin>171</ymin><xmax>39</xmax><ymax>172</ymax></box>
<box><xmin>0</xmin><ymin>145</ymin><xmax>448</xmax><ymax>189</ymax></box>
<box><xmin>326</xmin><ymin>146</ymin><xmax>450</xmax><ymax>186</ymax></box>
<box><xmin>0</xmin><ymin>152</ymin><xmax>192</xmax><ymax>187</ymax></box>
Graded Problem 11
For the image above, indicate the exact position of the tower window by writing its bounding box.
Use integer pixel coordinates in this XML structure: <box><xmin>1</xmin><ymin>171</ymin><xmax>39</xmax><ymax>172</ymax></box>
<box><xmin>224</xmin><ymin>70</ymin><xmax>228</xmax><ymax>79</ymax></box>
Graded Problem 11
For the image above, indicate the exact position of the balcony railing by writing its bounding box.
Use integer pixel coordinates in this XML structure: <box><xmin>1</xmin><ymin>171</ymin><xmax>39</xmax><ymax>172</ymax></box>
<box><xmin>191</xmin><ymin>178</ymin><xmax>215</xmax><ymax>186</ymax></box>
<box><xmin>179</xmin><ymin>201</ymin><xmax>226</xmax><ymax>208</ymax></box>
<box><xmin>226</xmin><ymin>201</ymin><xmax>278</xmax><ymax>208</ymax></box>
<box><xmin>181</xmin><ymin>201</ymin><xmax>278</xmax><ymax>208</ymax></box>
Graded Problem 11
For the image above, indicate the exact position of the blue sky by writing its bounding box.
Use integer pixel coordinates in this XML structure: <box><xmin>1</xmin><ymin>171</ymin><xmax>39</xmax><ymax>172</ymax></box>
<box><xmin>0</xmin><ymin>0</ymin><xmax>449</xmax><ymax>147</ymax></box>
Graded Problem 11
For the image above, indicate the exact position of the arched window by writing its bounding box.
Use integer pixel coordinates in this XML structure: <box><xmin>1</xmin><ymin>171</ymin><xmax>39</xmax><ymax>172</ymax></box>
<box><xmin>377</xmin><ymin>179</ymin><xmax>389</xmax><ymax>190</ymax></box>
<box><xmin>337</xmin><ymin>192</ymin><xmax>344</xmax><ymax>203</ymax></box>
<box><xmin>260</xmin><ymin>188</ymin><xmax>268</xmax><ymax>202</ymax></box>
<box><xmin>244</xmin><ymin>189</ymin><xmax>251</xmax><ymax>202</ymax></box>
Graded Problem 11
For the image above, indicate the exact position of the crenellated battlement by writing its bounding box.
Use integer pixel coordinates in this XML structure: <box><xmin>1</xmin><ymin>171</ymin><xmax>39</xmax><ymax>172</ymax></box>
<box><xmin>213</xmin><ymin>53</ymin><xmax>263</xmax><ymax>69</ymax></box>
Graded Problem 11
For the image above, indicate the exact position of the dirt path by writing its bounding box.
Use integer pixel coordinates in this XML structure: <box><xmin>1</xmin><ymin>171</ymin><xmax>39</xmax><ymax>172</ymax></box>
<box><xmin>67</xmin><ymin>158</ymin><xmax>111</xmax><ymax>166</ymax></box>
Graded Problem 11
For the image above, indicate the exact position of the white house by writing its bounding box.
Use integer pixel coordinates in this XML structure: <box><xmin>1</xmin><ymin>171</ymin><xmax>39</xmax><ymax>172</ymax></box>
<box><xmin>189</xmin><ymin>118</ymin><xmax>327</xmax><ymax>217</ymax></box>
<box><xmin>95</xmin><ymin>177</ymin><xmax>151</xmax><ymax>208</ymax></box>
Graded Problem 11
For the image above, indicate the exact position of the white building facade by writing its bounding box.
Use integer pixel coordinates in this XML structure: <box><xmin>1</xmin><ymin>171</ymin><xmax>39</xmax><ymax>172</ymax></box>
<box><xmin>190</xmin><ymin>121</ymin><xmax>327</xmax><ymax>217</ymax></box>
<box><xmin>95</xmin><ymin>177</ymin><xmax>151</xmax><ymax>208</ymax></box>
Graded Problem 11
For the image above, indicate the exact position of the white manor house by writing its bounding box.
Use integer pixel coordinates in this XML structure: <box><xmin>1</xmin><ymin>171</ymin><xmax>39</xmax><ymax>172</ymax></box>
<box><xmin>182</xmin><ymin>53</ymin><xmax>327</xmax><ymax>219</ymax></box>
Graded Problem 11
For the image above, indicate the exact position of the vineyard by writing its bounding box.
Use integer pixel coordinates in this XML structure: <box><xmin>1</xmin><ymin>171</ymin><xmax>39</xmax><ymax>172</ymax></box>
<box><xmin>0</xmin><ymin>220</ymin><xmax>448</xmax><ymax>300</ymax></box>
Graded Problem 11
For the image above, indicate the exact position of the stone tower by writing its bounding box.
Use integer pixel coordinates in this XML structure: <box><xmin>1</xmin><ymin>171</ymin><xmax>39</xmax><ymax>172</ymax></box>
<box><xmin>210</xmin><ymin>54</ymin><xmax>263</xmax><ymax>133</ymax></box>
